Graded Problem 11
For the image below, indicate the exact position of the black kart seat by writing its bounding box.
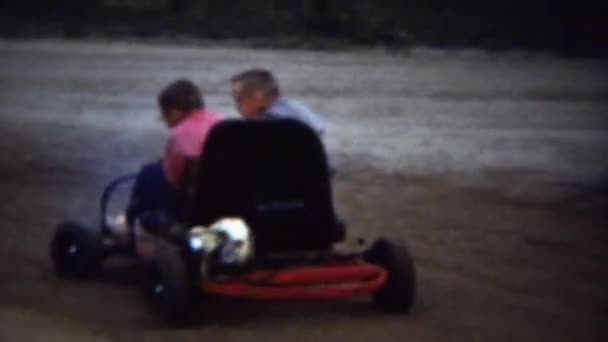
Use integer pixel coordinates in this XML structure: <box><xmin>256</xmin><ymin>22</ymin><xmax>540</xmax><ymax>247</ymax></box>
<box><xmin>190</xmin><ymin>118</ymin><xmax>345</xmax><ymax>255</ymax></box>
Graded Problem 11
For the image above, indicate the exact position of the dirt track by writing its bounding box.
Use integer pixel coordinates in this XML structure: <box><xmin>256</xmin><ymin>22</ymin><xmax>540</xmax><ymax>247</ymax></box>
<box><xmin>0</xmin><ymin>40</ymin><xmax>607</xmax><ymax>341</ymax></box>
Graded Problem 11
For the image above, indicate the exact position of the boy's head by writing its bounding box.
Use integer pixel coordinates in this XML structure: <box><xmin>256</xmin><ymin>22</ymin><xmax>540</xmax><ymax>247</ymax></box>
<box><xmin>230</xmin><ymin>69</ymin><xmax>280</xmax><ymax>118</ymax></box>
<box><xmin>158</xmin><ymin>79</ymin><xmax>204</xmax><ymax>127</ymax></box>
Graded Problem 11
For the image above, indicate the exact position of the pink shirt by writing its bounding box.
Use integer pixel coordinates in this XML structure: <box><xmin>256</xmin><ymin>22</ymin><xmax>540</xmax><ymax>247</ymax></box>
<box><xmin>163</xmin><ymin>109</ymin><xmax>220</xmax><ymax>190</ymax></box>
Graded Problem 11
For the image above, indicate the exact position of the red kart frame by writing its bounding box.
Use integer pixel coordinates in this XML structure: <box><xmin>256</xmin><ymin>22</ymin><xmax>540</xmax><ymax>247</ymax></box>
<box><xmin>203</xmin><ymin>259</ymin><xmax>387</xmax><ymax>300</ymax></box>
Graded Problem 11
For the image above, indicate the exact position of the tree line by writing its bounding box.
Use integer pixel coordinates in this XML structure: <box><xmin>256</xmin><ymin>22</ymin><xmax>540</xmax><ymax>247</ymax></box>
<box><xmin>1</xmin><ymin>0</ymin><xmax>605</xmax><ymax>55</ymax></box>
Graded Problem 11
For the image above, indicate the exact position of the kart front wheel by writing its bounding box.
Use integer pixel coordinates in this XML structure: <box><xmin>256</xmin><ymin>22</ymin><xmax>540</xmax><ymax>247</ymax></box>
<box><xmin>152</xmin><ymin>246</ymin><xmax>197</xmax><ymax>327</ymax></box>
<box><xmin>50</xmin><ymin>222</ymin><xmax>105</xmax><ymax>279</ymax></box>
<box><xmin>364</xmin><ymin>238</ymin><xmax>416</xmax><ymax>313</ymax></box>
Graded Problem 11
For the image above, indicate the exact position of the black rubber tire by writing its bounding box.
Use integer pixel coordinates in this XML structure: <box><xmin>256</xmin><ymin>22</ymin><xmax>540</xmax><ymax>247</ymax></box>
<box><xmin>153</xmin><ymin>246</ymin><xmax>197</xmax><ymax>327</ymax></box>
<box><xmin>364</xmin><ymin>238</ymin><xmax>416</xmax><ymax>313</ymax></box>
<box><xmin>50</xmin><ymin>221</ymin><xmax>105</xmax><ymax>279</ymax></box>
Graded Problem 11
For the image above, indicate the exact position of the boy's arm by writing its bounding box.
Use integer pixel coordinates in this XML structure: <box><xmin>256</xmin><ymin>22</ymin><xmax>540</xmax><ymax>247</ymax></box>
<box><xmin>162</xmin><ymin>135</ymin><xmax>187</xmax><ymax>190</ymax></box>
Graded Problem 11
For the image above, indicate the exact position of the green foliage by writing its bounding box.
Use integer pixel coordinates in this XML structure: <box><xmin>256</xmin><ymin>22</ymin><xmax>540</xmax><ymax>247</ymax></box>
<box><xmin>0</xmin><ymin>1</ymin><xmax>606</xmax><ymax>56</ymax></box>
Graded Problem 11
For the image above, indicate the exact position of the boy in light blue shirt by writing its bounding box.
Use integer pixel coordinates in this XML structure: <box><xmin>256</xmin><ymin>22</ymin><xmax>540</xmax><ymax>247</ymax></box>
<box><xmin>229</xmin><ymin>69</ymin><xmax>325</xmax><ymax>137</ymax></box>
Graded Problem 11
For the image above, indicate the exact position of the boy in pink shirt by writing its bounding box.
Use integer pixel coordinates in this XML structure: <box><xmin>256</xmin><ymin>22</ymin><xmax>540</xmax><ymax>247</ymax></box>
<box><xmin>161</xmin><ymin>81</ymin><xmax>220</xmax><ymax>191</ymax></box>
<box><xmin>123</xmin><ymin>79</ymin><xmax>220</xmax><ymax>238</ymax></box>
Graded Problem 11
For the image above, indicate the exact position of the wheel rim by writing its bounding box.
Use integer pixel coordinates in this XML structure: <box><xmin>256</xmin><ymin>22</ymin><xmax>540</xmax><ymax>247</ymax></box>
<box><xmin>154</xmin><ymin>283</ymin><xmax>165</xmax><ymax>295</ymax></box>
<box><xmin>67</xmin><ymin>244</ymin><xmax>79</xmax><ymax>255</ymax></box>
<box><xmin>153</xmin><ymin>282</ymin><xmax>167</xmax><ymax>303</ymax></box>
<box><xmin>54</xmin><ymin>236</ymin><xmax>83</xmax><ymax>273</ymax></box>
<box><xmin>149</xmin><ymin>271</ymin><xmax>168</xmax><ymax>305</ymax></box>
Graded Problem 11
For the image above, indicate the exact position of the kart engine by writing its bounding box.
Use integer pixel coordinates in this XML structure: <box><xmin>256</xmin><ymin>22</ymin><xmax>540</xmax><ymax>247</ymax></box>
<box><xmin>187</xmin><ymin>218</ymin><xmax>254</xmax><ymax>269</ymax></box>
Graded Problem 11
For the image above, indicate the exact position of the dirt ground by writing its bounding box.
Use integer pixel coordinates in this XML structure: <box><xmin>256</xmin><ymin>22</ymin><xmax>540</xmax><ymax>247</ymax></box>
<box><xmin>0</xmin><ymin>40</ymin><xmax>607</xmax><ymax>341</ymax></box>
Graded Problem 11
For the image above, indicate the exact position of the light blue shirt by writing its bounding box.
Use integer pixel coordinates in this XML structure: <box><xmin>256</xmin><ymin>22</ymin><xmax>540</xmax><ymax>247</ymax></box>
<box><xmin>263</xmin><ymin>98</ymin><xmax>325</xmax><ymax>137</ymax></box>
<box><xmin>262</xmin><ymin>98</ymin><xmax>334</xmax><ymax>172</ymax></box>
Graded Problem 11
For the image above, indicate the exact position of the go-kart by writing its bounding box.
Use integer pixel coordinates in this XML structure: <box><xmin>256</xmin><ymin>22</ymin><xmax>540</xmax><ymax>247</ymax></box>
<box><xmin>50</xmin><ymin>118</ymin><xmax>416</xmax><ymax>326</ymax></box>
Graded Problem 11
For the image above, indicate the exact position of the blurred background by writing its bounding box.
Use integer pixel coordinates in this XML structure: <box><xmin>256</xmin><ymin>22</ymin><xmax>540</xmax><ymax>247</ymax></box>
<box><xmin>1</xmin><ymin>0</ymin><xmax>607</xmax><ymax>56</ymax></box>
<box><xmin>1</xmin><ymin>2</ymin><xmax>607</xmax><ymax>341</ymax></box>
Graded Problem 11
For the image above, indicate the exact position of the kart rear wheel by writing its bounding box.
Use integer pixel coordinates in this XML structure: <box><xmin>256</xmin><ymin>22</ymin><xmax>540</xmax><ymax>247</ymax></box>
<box><xmin>152</xmin><ymin>246</ymin><xmax>197</xmax><ymax>327</ymax></box>
<box><xmin>364</xmin><ymin>238</ymin><xmax>416</xmax><ymax>313</ymax></box>
<box><xmin>50</xmin><ymin>222</ymin><xmax>105</xmax><ymax>279</ymax></box>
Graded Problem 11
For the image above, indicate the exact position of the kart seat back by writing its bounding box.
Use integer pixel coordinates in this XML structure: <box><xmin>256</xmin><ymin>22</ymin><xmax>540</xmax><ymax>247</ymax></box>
<box><xmin>190</xmin><ymin>118</ymin><xmax>344</xmax><ymax>255</ymax></box>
